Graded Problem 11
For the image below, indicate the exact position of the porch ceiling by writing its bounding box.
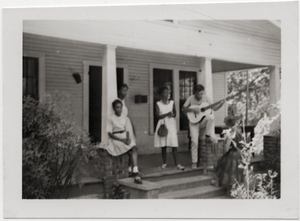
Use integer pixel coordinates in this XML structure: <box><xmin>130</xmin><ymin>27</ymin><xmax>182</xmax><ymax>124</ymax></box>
<box><xmin>23</xmin><ymin>20</ymin><xmax>280</xmax><ymax>66</ymax></box>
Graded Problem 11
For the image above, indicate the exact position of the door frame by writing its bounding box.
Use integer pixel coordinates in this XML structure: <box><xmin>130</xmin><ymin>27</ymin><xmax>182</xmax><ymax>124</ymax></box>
<box><xmin>82</xmin><ymin>60</ymin><xmax>129</xmax><ymax>132</ymax></box>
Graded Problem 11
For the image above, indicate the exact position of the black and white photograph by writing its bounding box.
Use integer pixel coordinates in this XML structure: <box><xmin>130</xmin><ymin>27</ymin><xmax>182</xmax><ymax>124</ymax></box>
<box><xmin>1</xmin><ymin>0</ymin><xmax>299</xmax><ymax>219</ymax></box>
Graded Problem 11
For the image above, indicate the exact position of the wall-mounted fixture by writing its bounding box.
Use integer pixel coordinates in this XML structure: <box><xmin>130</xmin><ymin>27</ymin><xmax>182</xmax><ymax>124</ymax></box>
<box><xmin>135</xmin><ymin>95</ymin><xmax>148</xmax><ymax>104</ymax></box>
<box><xmin>73</xmin><ymin>72</ymin><xmax>82</xmax><ymax>84</ymax></box>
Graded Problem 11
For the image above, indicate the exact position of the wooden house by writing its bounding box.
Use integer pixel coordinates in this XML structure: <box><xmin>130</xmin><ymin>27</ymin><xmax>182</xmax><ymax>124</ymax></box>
<box><xmin>23</xmin><ymin>20</ymin><xmax>281</xmax><ymax>155</ymax></box>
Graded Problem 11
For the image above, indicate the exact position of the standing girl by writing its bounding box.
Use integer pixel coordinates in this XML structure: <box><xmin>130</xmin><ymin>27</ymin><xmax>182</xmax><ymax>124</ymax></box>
<box><xmin>154</xmin><ymin>86</ymin><xmax>184</xmax><ymax>170</ymax></box>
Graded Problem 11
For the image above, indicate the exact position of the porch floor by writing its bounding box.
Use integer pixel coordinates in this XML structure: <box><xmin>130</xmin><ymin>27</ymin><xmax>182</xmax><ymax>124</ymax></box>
<box><xmin>138</xmin><ymin>150</ymin><xmax>264</xmax><ymax>176</ymax></box>
<box><xmin>83</xmin><ymin>148</ymin><xmax>264</xmax><ymax>178</ymax></box>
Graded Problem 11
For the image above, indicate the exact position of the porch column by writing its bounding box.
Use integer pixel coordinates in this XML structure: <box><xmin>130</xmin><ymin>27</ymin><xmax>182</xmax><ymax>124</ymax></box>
<box><xmin>269</xmin><ymin>65</ymin><xmax>281</xmax><ymax>117</ymax></box>
<box><xmin>101</xmin><ymin>45</ymin><xmax>117</xmax><ymax>141</ymax></box>
<box><xmin>198</xmin><ymin>57</ymin><xmax>215</xmax><ymax>136</ymax></box>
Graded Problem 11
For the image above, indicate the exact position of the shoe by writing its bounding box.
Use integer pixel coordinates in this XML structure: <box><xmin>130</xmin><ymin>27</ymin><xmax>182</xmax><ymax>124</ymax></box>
<box><xmin>161</xmin><ymin>164</ymin><xmax>167</xmax><ymax>169</ymax></box>
<box><xmin>133</xmin><ymin>174</ymin><xmax>143</xmax><ymax>184</ymax></box>
<box><xmin>191</xmin><ymin>163</ymin><xmax>197</xmax><ymax>169</ymax></box>
<box><xmin>177</xmin><ymin>164</ymin><xmax>185</xmax><ymax>171</ymax></box>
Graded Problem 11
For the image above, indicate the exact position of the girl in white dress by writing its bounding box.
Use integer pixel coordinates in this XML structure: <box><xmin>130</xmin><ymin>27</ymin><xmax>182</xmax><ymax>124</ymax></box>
<box><xmin>106</xmin><ymin>99</ymin><xmax>142</xmax><ymax>184</ymax></box>
<box><xmin>154</xmin><ymin>87</ymin><xmax>184</xmax><ymax>170</ymax></box>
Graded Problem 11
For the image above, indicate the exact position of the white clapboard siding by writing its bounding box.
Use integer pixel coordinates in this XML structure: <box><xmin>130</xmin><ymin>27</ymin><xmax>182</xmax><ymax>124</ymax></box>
<box><xmin>212</xmin><ymin>72</ymin><xmax>227</xmax><ymax>126</ymax></box>
<box><xmin>23</xmin><ymin>33</ymin><xmax>104</xmax><ymax>127</ymax></box>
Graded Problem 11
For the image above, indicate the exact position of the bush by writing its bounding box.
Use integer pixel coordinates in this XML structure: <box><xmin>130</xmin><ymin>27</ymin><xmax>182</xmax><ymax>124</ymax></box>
<box><xmin>108</xmin><ymin>182</ymin><xmax>129</xmax><ymax>199</ymax></box>
<box><xmin>230</xmin><ymin>116</ymin><xmax>279</xmax><ymax>199</ymax></box>
<box><xmin>22</xmin><ymin>91</ymin><xmax>97</xmax><ymax>199</ymax></box>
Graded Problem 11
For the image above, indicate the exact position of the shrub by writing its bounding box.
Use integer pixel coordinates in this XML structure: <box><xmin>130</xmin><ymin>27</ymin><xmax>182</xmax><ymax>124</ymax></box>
<box><xmin>22</xmin><ymin>91</ymin><xmax>97</xmax><ymax>199</ymax></box>
<box><xmin>230</xmin><ymin>114</ymin><xmax>280</xmax><ymax>199</ymax></box>
<box><xmin>108</xmin><ymin>182</ymin><xmax>129</xmax><ymax>199</ymax></box>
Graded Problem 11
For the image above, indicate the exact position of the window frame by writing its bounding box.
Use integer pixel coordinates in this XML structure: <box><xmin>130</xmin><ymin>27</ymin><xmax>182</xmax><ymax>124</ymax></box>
<box><xmin>23</xmin><ymin>51</ymin><xmax>46</xmax><ymax>101</ymax></box>
<box><xmin>149</xmin><ymin>63</ymin><xmax>199</xmax><ymax>135</ymax></box>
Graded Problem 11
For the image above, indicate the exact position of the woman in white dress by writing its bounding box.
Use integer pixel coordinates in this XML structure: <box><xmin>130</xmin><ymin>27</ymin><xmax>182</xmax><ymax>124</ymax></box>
<box><xmin>106</xmin><ymin>99</ymin><xmax>142</xmax><ymax>184</ymax></box>
<box><xmin>154</xmin><ymin>87</ymin><xmax>184</xmax><ymax>170</ymax></box>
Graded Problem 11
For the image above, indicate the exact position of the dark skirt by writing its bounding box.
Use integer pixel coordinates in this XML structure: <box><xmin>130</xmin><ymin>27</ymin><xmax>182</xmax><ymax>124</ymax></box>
<box><xmin>215</xmin><ymin>147</ymin><xmax>244</xmax><ymax>189</ymax></box>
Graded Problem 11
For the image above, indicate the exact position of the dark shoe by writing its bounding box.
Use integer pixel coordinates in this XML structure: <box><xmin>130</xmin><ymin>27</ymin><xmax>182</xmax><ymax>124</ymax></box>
<box><xmin>134</xmin><ymin>176</ymin><xmax>143</xmax><ymax>184</ymax></box>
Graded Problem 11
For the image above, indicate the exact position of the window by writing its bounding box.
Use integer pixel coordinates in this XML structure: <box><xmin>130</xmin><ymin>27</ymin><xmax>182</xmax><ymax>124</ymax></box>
<box><xmin>179</xmin><ymin>71</ymin><xmax>197</xmax><ymax>130</ymax></box>
<box><xmin>23</xmin><ymin>57</ymin><xmax>39</xmax><ymax>99</ymax></box>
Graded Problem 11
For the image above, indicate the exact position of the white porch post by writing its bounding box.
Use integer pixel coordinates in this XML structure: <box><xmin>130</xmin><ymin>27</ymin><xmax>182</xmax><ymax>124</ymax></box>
<box><xmin>269</xmin><ymin>65</ymin><xmax>281</xmax><ymax>117</ymax></box>
<box><xmin>198</xmin><ymin>57</ymin><xmax>215</xmax><ymax>136</ymax></box>
<box><xmin>101</xmin><ymin>45</ymin><xmax>117</xmax><ymax>141</ymax></box>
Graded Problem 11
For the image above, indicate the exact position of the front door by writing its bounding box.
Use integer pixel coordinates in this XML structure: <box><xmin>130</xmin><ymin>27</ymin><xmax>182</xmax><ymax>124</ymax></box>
<box><xmin>88</xmin><ymin>66</ymin><xmax>125</xmax><ymax>143</ymax></box>
<box><xmin>89</xmin><ymin>66</ymin><xmax>102</xmax><ymax>143</ymax></box>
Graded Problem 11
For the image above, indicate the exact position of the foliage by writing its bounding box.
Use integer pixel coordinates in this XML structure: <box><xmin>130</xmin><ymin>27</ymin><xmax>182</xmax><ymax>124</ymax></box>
<box><xmin>108</xmin><ymin>182</ymin><xmax>129</xmax><ymax>199</ymax></box>
<box><xmin>230</xmin><ymin>117</ymin><xmax>279</xmax><ymax>199</ymax></box>
<box><xmin>22</xmin><ymin>91</ymin><xmax>98</xmax><ymax>199</ymax></box>
<box><xmin>227</xmin><ymin>69</ymin><xmax>270</xmax><ymax>126</ymax></box>
<box><xmin>231</xmin><ymin>170</ymin><xmax>278</xmax><ymax>199</ymax></box>
<box><xmin>251</xmin><ymin>100</ymin><xmax>281</xmax><ymax>154</ymax></box>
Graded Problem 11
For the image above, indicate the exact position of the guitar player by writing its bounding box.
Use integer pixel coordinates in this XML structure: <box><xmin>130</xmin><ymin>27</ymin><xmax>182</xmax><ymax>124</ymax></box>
<box><xmin>182</xmin><ymin>84</ymin><xmax>225</xmax><ymax>169</ymax></box>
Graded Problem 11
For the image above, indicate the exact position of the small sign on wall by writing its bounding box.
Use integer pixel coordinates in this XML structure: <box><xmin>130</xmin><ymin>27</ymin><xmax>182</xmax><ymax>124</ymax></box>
<box><xmin>135</xmin><ymin>95</ymin><xmax>148</xmax><ymax>103</ymax></box>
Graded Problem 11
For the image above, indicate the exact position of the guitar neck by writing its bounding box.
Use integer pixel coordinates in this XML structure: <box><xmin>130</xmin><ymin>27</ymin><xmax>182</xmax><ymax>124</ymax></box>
<box><xmin>202</xmin><ymin>94</ymin><xmax>236</xmax><ymax>111</ymax></box>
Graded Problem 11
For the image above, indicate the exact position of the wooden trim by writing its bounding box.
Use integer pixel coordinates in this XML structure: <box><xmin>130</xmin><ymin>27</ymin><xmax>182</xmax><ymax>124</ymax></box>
<box><xmin>173</xmin><ymin>69</ymin><xmax>180</xmax><ymax>131</ymax></box>
<box><xmin>116</xmin><ymin>63</ymin><xmax>129</xmax><ymax>105</ymax></box>
<box><xmin>23</xmin><ymin>51</ymin><xmax>46</xmax><ymax>101</ymax></box>
<box><xmin>225</xmin><ymin>72</ymin><xmax>228</xmax><ymax>117</ymax></box>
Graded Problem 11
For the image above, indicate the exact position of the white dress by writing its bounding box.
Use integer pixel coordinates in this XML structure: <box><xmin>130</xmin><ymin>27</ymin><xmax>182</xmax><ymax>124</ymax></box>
<box><xmin>154</xmin><ymin>100</ymin><xmax>178</xmax><ymax>148</ymax></box>
<box><xmin>106</xmin><ymin>114</ymin><xmax>136</xmax><ymax>156</ymax></box>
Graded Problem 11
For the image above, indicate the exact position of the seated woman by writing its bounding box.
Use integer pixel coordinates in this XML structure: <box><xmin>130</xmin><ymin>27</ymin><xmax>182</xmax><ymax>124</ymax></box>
<box><xmin>213</xmin><ymin>115</ymin><xmax>244</xmax><ymax>196</ymax></box>
<box><xmin>106</xmin><ymin>99</ymin><xmax>142</xmax><ymax>184</ymax></box>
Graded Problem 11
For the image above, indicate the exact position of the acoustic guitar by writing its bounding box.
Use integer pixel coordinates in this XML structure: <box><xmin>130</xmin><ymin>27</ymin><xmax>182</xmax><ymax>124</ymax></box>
<box><xmin>186</xmin><ymin>93</ymin><xmax>239</xmax><ymax>124</ymax></box>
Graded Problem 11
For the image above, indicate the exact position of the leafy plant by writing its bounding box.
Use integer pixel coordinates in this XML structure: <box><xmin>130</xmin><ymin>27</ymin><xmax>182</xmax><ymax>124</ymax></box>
<box><xmin>251</xmin><ymin>100</ymin><xmax>281</xmax><ymax>155</ymax></box>
<box><xmin>22</xmin><ymin>91</ymin><xmax>98</xmax><ymax>199</ymax></box>
<box><xmin>230</xmin><ymin>116</ymin><xmax>279</xmax><ymax>199</ymax></box>
<box><xmin>108</xmin><ymin>182</ymin><xmax>129</xmax><ymax>199</ymax></box>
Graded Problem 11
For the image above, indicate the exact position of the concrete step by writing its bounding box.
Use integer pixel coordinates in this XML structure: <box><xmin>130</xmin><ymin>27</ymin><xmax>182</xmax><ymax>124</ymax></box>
<box><xmin>143</xmin><ymin>167</ymin><xmax>206</xmax><ymax>182</ymax></box>
<box><xmin>159</xmin><ymin>185</ymin><xmax>226</xmax><ymax>199</ymax></box>
<box><xmin>157</xmin><ymin>175</ymin><xmax>212</xmax><ymax>193</ymax></box>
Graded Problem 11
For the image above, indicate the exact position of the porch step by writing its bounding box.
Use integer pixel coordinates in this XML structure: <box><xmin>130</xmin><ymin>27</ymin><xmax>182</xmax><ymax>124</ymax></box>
<box><xmin>159</xmin><ymin>185</ymin><xmax>226</xmax><ymax>199</ymax></box>
<box><xmin>157</xmin><ymin>175</ymin><xmax>212</xmax><ymax>193</ymax></box>
<box><xmin>143</xmin><ymin>167</ymin><xmax>205</xmax><ymax>182</ymax></box>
